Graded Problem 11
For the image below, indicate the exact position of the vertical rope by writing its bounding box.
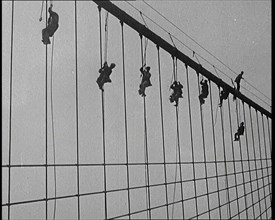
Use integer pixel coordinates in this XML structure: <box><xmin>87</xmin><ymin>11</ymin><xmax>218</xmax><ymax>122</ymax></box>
<box><xmin>140</xmin><ymin>34</ymin><xmax>151</xmax><ymax>220</ymax></box>
<box><xmin>45</xmin><ymin>1</ymin><xmax>48</xmax><ymax>219</ymax></box>
<box><xmin>185</xmin><ymin>65</ymin><xmax>199</xmax><ymax>219</ymax></box>
<box><xmin>235</xmin><ymin>100</ymin><xmax>248</xmax><ymax>218</ymax></box>
<box><xmin>7</xmin><ymin>1</ymin><xmax>14</xmax><ymax>219</ymax></box>
<box><xmin>120</xmin><ymin>21</ymin><xmax>131</xmax><ymax>219</ymax></box>
<box><xmin>156</xmin><ymin>45</ymin><xmax>169</xmax><ymax>219</ymax></box>
<box><xmin>98</xmin><ymin>6</ymin><xmax>107</xmax><ymax>220</ymax></box>
<box><xmin>261</xmin><ymin>113</ymin><xmax>271</xmax><ymax>217</ymax></box>
<box><xmin>241</xmin><ymin>102</ymin><xmax>256</xmax><ymax>219</ymax></box>
<box><xmin>104</xmin><ymin>11</ymin><xmax>109</xmax><ymax>63</ymax></box>
<box><xmin>196</xmin><ymin>75</ymin><xmax>211</xmax><ymax>219</ymax></box>
<box><xmin>74</xmin><ymin>1</ymin><xmax>80</xmax><ymax>219</ymax></box>
<box><xmin>227</xmin><ymin>99</ymin><xmax>241</xmax><ymax>219</ymax></box>
<box><xmin>255</xmin><ymin>111</ymin><xmax>268</xmax><ymax>219</ymax></box>
<box><xmin>218</xmin><ymin>90</ymin><xmax>231</xmax><ymax>219</ymax></box>
<box><xmin>248</xmin><ymin>106</ymin><xmax>262</xmax><ymax>217</ymax></box>
<box><xmin>266</xmin><ymin>116</ymin><xmax>272</xmax><ymax>208</ymax></box>
<box><xmin>208</xmin><ymin>82</ymin><xmax>222</xmax><ymax>219</ymax></box>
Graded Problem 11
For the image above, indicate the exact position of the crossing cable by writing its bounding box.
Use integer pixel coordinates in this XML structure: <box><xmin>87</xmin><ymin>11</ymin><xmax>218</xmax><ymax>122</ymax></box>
<box><xmin>156</xmin><ymin>45</ymin><xmax>170</xmax><ymax>219</ymax></box>
<box><xmin>140</xmin><ymin>34</ymin><xmax>151</xmax><ymax>220</ymax></box>
<box><xmin>255</xmin><ymin>111</ymin><xmax>268</xmax><ymax>220</ymax></box>
<box><xmin>141</xmin><ymin>0</ymin><xmax>271</xmax><ymax>104</ymax></box>
<box><xmin>98</xmin><ymin>6</ymin><xmax>108</xmax><ymax>220</ymax></box>
<box><xmin>208</xmin><ymin>82</ymin><xmax>222</xmax><ymax>219</ymax></box>
<box><xmin>120</xmin><ymin>21</ymin><xmax>131</xmax><ymax>219</ymax></box>
<box><xmin>74</xmin><ymin>1</ymin><xmax>81</xmax><ymax>219</ymax></box>
<box><xmin>50</xmin><ymin>35</ymin><xmax>57</xmax><ymax>220</ymax></box>
<box><xmin>248</xmin><ymin>106</ymin><xmax>262</xmax><ymax>217</ymax></box>
<box><xmin>184</xmin><ymin>64</ymin><xmax>199</xmax><ymax>219</ymax></box>
<box><xmin>234</xmin><ymin>99</ymin><xmax>249</xmax><ymax>219</ymax></box>
<box><xmin>124</xmin><ymin>1</ymin><xmax>271</xmax><ymax>109</ymax></box>
<box><xmin>261</xmin><ymin>113</ymin><xmax>272</xmax><ymax>215</ymax></box>
<box><xmin>227</xmin><ymin>98</ymin><xmax>241</xmax><ymax>219</ymax></box>
<box><xmin>7</xmin><ymin>1</ymin><xmax>14</xmax><ymax>219</ymax></box>
<box><xmin>241</xmin><ymin>101</ymin><xmax>256</xmax><ymax>219</ymax></box>
<box><xmin>171</xmin><ymin>57</ymin><xmax>185</xmax><ymax>220</ymax></box>
<box><xmin>218</xmin><ymin>87</ymin><xmax>231</xmax><ymax>219</ymax></box>
<box><xmin>196</xmin><ymin>74</ymin><xmax>211</xmax><ymax>219</ymax></box>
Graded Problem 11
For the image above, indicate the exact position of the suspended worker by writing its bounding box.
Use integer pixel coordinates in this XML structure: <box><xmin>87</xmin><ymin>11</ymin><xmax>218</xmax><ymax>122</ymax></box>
<box><xmin>42</xmin><ymin>4</ymin><xmax>59</xmax><ymax>45</ymax></box>
<box><xmin>234</xmin><ymin>122</ymin><xmax>245</xmax><ymax>141</ymax></box>
<box><xmin>235</xmin><ymin>71</ymin><xmax>244</xmax><ymax>92</ymax></box>
<box><xmin>96</xmin><ymin>61</ymin><xmax>116</xmax><ymax>91</ymax></box>
<box><xmin>219</xmin><ymin>87</ymin><xmax>229</xmax><ymax>107</ymax></box>
<box><xmin>198</xmin><ymin>79</ymin><xmax>209</xmax><ymax>105</ymax></box>
<box><xmin>138</xmin><ymin>65</ymin><xmax>152</xmax><ymax>97</ymax></box>
<box><xmin>169</xmin><ymin>81</ymin><xmax>183</xmax><ymax>107</ymax></box>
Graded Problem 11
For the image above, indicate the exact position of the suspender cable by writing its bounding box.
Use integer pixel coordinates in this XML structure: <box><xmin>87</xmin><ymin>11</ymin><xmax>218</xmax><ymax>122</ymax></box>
<box><xmin>208</xmin><ymin>82</ymin><xmax>222</xmax><ymax>219</ymax></box>
<box><xmin>266</xmin><ymin>116</ymin><xmax>272</xmax><ymax>207</ymax></box>
<box><xmin>45</xmin><ymin>1</ymin><xmax>48</xmax><ymax>219</ymax></box>
<box><xmin>8</xmin><ymin>1</ymin><xmax>14</xmax><ymax>219</ymax></box>
<box><xmin>120</xmin><ymin>21</ymin><xmax>131</xmax><ymax>219</ymax></box>
<box><xmin>196</xmin><ymin>74</ymin><xmax>211</xmax><ymax>219</ymax></box>
<box><xmin>261</xmin><ymin>113</ymin><xmax>271</xmax><ymax>215</ymax></box>
<box><xmin>227</xmin><ymin>99</ymin><xmax>241</xmax><ymax>219</ymax></box>
<box><xmin>74</xmin><ymin>1</ymin><xmax>80</xmax><ymax>219</ymax></box>
<box><xmin>50</xmin><ymin>35</ymin><xmax>57</xmax><ymax>220</ymax></box>
<box><xmin>185</xmin><ymin>65</ymin><xmax>199</xmax><ymax>219</ymax></box>
<box><xmin>218</xmin><ymin>87</ymin><xmax>231</xmax><ymax>219</ymax></box>
<box><xmin>104</xmin><ymin>11</ymin><xmax>109</xmax><ymax>63</ymax></box>
<box><xmin>241</xmin><ymin>101</ymin><xmax>256</xmax><ymax>219</ymax></box>
<box><xmin>140</xmin><ymin>34</ymin><xmax>151</xmax><ymax>220</ymax></box>
<box><xmin>255</xmin><ymin>111</ymin><xmax>268</xmax><ymax>219</ymax></box>
<box><xmin>156</xmin><ymin>45</ymin><xmax>169</xmax><ymax>219</ymax></box>
<box><xmin>98</xmin><ymin>6</ymin><xmax>108</xmax><ymax>220</ymax></box>
<box><xmin>235</xmin><ymin>100</ymin><xmax>248</xmax><ymax>218</ymax></box>
<box><xmin>248</xmin><ymin>106</ymin><xmax>262</xmax><ymax>217</ymax></box>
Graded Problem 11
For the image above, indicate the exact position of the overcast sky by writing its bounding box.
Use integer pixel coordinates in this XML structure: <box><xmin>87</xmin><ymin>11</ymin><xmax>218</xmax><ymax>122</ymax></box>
<box><xmin>2</xmin><ymin>1</ymin><xmax>271</xmax><ymax>219</ymax></box>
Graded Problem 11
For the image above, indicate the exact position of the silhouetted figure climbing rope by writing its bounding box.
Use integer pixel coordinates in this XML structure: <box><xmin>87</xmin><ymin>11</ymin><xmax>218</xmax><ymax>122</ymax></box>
<box><xmin>234</xmin><ymin>122</ymin><xmax>245</xmax><ymax>141</ymax></box>
<box><xmin>170</xmin><ymin>81</ymin><xmax>183</xmax><ymax>107</ymax></box>
<box><xmin>42</xmin><ymin>4</ymin><xmax>59</xmax><ymax>45</ymax></box>
<box><xmin>198</xmin><ymin>79</ymin><xmax>209</xmax><ymax>105</ymax></box>
<box><xmin>138</xmin><ymin>65</ymin><xmax>152</xmax><ymax>97</ymax></box>
<box><xmin>219</xmin><ymin>87</ymin><xmax>229</xmax><ymax>107</ymax></box>
<box><xmin>97</xmin><ymin>61</ymin><xmax>116</xmax><ymax>91</ymax></box>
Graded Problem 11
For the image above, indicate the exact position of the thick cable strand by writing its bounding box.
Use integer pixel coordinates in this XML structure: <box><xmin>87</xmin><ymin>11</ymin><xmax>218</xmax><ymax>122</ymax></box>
<box><xmin>185</xmin><ymin>65</ymin><xmax>199</xmax><ymax>219</ymax></box>
<box><xmin>227</xmin><ymin>99</ymin><xmax>241</xmax><ymax>219</ymax></box>
<box><xmin>156</xmin><ymin>46</ymin><xmax>169</xmax><ymax>219</ymax></box>
<box><xmin>45</xmin><ymin>1</ymin><xmax>48</xmax><ymax>219</ymax></box>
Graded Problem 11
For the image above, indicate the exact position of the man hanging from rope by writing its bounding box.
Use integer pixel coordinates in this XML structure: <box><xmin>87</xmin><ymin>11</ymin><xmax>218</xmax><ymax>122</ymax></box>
<box><xmin>233</xmin><ymin>71</ymin><xmax>244</xmax><ymax>100</ymax></box>
<box><xmin>138</xmin><ymin>64</ymin><xmax>152</xmax><ymax>97</ymax></box>
<box><xmin>198</xmin><ymin>79</ymin><xmax>209</xmax><ymax>105</ymax></box>
<box><xmin>42</xmin><ymin>4</ymin><xmax>59</xmax><ymax>45</ymax></box>
<box><xmin>219</xmin><ymin>87</ymin><xmax>229</xmax><ymax>107</ymax></box>
<box><xmin>234</xmin><ymin>122</ymin><xmax>245</xmax><ymax>141</ymax></box>
<box><xmin>96</xmin><ymin>61</ymin><xmax>116</xmax><ymax>91</ymax></box>
<box><xmin>169</xmin><ymin>81</ymin><xmax>183</xmax><ymax>107</ymax></box>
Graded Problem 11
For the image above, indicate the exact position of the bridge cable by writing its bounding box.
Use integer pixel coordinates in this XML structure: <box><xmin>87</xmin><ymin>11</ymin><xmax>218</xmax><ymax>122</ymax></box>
<box><xmin>98</xmin><ymin>6</ymin><xmax>108</xmax><ymax>220</ymax></box>
<box><xmin>156</xmin><ymin>45</ymin><xmax>170</xmax><ymax>220</ymax></box>
<box><xmin>8</xmin><ymin>1</ymin><xmax>14</xmax><ymax>219</ymax></box>
<box><xmin>196</xmin><ymin>74</ymin><xmax>211</xmax><ymax>219</ymax></box>
<box><xmin>140</xmin><ymin>34</ymin><xmax>151</xmax><ymax>220</ymax></box>
<box><xmin>185</xmin><ymin>65</ymin><xmax>199</xmax><ymax>219</ymax></box>
<box><xmin>120</xmin><ymin>21</ymin><xmax>131</xmax><ymax>219</ymax></box>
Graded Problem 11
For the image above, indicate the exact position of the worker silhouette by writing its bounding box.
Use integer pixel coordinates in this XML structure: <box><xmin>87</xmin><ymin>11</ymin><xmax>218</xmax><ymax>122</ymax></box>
<box><xmin>169</xmin><ymin>81</ymin><xmax>183</xmax><ymax>107</ymax></box>
<box><xmin>234</xmin><ymin>122</ymin><xmax>245</xmax><ymax>141</ymax></box>
<box><xmin>198</xmin><ymin>79</ymin><xmax>209</xmax><ymax>105</ymax></box>
<box><xmin>96</xmin><ymin>61</ymin><xmax>116</xmax><ymax>91</ymax></box>
<box><xmin>42</xmin><ymin>4</ymin><xmax>59</xmax><ymax>45</ymax></box>
<box><xmin>233</xmin><ymin>71</ymin><xmax>244</xmax><ymax>100</ymax></box>
<box><xmin>219</xmin><ymin>87</ymin><xmax>229</xmax><ymax>107</ymax></box>
<box><xmin>138</xmin><ymin>65</ymin><xmax>152</xmax><ymax>97</ymax></box>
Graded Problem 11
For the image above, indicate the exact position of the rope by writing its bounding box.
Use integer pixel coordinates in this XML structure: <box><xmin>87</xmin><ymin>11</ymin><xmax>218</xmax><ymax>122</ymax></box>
<box><xmin>8</xmin><ymin>1</ymin><xmax>14</xmax><ymax>219</ymax></box>
<box><xmin>193</xmin><ymin>51</ymin><xmax>201</xmax><ymax>65</ymax></box>
<box><xmin>45</xmin><ymin>1</ymin><xmax>48</xmax><ymax>219</ymax></box>
<box><xmin>39</xmin><ymin>0</ymin><xmax>44</xmax><ymax>21</ymax></box>
<box><xmin>104</xmin><ymin>11</ymin><xmax>109</xmax><ymax>63</ymax></box>
<box><xmin>120</xmin><ymin>21</ymin><xmax>131</xmax><ymax>219</ymax></box>
<box><xmin>74</xmin><ymin>1</ymin><xmax>80</xmax><ymax>219</ymax></box>
<box><xmin>156</xmin><ymin>46</ymin><xmax>169</xmax><ymax>219</ymax></box>
<box><xmin>168</xmin><ymin>33</ymin><xmax>176</xmax><ymax>49</ymax></box>
<box><xmin>185</xmin><ymin>65</ymin><xmax>199</xmax><ymax>219</ymax></box>
<box><xmin>98</xmin><ymin>6</ymin><xmax>108</xmax><ymax>220</ymax></box>
<box><xmin>50</xmin><ymin>35</ymin><xmax>57</xmax><ymax>220</ymax></box>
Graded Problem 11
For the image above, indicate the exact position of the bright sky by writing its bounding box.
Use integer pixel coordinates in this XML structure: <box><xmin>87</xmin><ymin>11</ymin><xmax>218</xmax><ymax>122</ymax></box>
<box><xmin>2</xmin><ymin>1</ymin><xmax>271</xmax><ymax>219</ymax></box>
